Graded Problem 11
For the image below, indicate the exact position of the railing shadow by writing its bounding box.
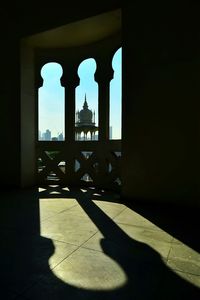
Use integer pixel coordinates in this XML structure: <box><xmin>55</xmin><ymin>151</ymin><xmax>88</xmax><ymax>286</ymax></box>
<box><xmin>0</xmin><ymin>186</ymin><xmax>199</xmax><ymax>299</ymax></box>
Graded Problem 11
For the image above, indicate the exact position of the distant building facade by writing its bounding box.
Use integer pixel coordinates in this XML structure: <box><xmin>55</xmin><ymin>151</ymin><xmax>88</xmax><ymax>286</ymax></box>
<box><xmin>75</xmin><ymin>94</ymin><xmax>98</xmax><ymax>140</ymax></box>
<box><xmin>41</xmin><ymin>129</ymin><xmax>51</xmax><ymax>141</ymax></box>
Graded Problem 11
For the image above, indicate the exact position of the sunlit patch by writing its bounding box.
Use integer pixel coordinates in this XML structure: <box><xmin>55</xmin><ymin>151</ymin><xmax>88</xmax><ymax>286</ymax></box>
<box><xmin>165</xmin><ymin>241</ymin><xmax>200</xmax><ymax>288</ymax></box>
<box><xmin>80</xmin><ymin>189</ymin><xmax>87</xmax><ymax>193</ymax></box>
<box><xmin>93</xmin><ymin>193</ymin><xmax>101</xmax><ymax>196</ymax></box>
<box><xmin>51</xmin><ymin>247</ymin><xmax>128</xmax><ymax>290</ymax></box>
<box><xmin>49</xmin><ymin>191</ymin><xmax>61</xmax><ymax>195</ymax></box>
<box><xmin>49</xmin><ymin>185</ymin><xmax>59</xmax><ymax>188</ymax></box>
<box><xmin>38</xmin><ymin>187</ymin><xmax>47</xmax><ymax>192</ymax></box>
<box><xmin>62</xmin><ymin>187</ymin><xmax>70</xmax><ymax>191</ymax></box>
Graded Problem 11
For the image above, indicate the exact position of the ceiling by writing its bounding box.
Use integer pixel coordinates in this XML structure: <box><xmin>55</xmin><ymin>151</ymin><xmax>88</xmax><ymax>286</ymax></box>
<box><xmin>23</xmin><ymin>9</ymin><xmax>121</xmax><ymax>48</ymax></box>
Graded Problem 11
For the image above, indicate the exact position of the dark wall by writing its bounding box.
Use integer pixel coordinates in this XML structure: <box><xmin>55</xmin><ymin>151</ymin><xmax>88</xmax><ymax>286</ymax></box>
<box><xmin>0</xmin><ymin>22</ymin><xmax>20</xmax><ymax>187</ymax></box>
<box><xmin>122</xmin><ymin>3</ymin><xmax>200</xmax><ymax>205</ymax></box>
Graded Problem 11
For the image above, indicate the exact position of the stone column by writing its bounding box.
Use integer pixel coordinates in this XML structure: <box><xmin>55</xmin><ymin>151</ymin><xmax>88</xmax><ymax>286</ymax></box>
<box><xmin>61</xmin><ymin>65</ymin><xmax>79</xmax><ymax>142</ymax></box>
<box><xmin>95</xmin><ymin>56</ymin><xmax>114</xmax><ymax>142</ymax></box>
<box><xmin>61</xmin><ymin>64</ymin><xmax>79</xmax><ymax>182</ymax></box>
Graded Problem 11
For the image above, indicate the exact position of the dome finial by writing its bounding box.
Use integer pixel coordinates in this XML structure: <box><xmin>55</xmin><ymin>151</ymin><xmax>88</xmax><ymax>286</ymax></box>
<box><xmin>83</xmin><ymin>93</ymin><xmax>88</xmax><ymax>109</ymax></box>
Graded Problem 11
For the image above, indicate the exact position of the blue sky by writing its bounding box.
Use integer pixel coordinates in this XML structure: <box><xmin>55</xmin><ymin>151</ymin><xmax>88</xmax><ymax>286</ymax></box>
<box><xmin>38</xmin><ymin>47</ymin><xmax>121</xmax><ymax>139</ymax></box>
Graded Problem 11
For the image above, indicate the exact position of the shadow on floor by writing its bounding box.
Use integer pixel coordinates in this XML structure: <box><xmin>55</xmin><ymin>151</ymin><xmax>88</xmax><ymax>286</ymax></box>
<box><xmin>0</xmin><ymin>186</ymin><xmax>199</xmax><ymax>299</ymax></box>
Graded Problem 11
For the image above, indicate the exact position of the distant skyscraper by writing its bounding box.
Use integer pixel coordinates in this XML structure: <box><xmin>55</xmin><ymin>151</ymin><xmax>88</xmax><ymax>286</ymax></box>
<box><xmin>109</xmin><ymin>126</ymin><xmax>112</xmax><ymax>139</ymax></box>
<box><xmin>58</xmin><ymin>132</ymin><xmax>64</xmax><ymax>141</ymax></box>
<box><xmin>39</xmin><ymin>130</ymin><xmax>42</xmax><ymax>140</ymax></box>
<box><xmin>44</xmin><ymin>129</ymin><xmax>51</xmax><ymax>141</ymax></box>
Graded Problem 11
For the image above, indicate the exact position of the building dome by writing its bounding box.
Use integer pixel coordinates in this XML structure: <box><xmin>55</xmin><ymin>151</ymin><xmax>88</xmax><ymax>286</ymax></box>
<box><xmin>75</xmin><ymin>94</ymin><xmax>98</xmax><ymax>140</ymax></box>
<box><xmin>78</xmin><ymin>95</ymin><xmax>93</xmax><ymax>125</ymax></box>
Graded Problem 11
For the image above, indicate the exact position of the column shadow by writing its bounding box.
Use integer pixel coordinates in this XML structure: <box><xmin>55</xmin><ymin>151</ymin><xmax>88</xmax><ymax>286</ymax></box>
<box><xmin>0</xmin><ymin>186</ymin><xmax>199</xmax><ymax>299</ymax></box>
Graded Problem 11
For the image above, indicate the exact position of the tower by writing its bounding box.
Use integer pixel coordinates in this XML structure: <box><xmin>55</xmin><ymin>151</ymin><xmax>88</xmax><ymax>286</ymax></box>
<box><xmin>75</xmin><ymin>94</ymin><xmax>98</xmax><ymax>140</ymax></box>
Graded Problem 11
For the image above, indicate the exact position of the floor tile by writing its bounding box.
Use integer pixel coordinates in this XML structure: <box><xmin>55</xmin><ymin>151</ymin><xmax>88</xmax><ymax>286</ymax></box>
<box><xmin>40</xmin><ymin>213</ymin><xmax>98</xmax><ymax>246</ymax></box>
<box><xmin>91</xmin><ymin>200</ymin><xmax>126</xmax><ymax>219</ymax></box>
<box><xmin>47</xmin><ymin>239</ymin><xmax>79</xmax><ymax>268</ymax></box>
<box><xmin>82</xmin><ymin>231</ymin><xmax>108</xmax><ymax>252</ymax></box>
<box><xmin>167</xmin><ymin>242</ymin><xmax>200</xmax><ymax>275</ymax></box>
<box><xmin>114</xmin><ymin>207</ymin><xmax>161</xmax><ymax>230</ymax></box>
<box><xmin>39</xmin><ymin>198</ymin><xmax>78</xmax><ymax>221</ymax></box>
<box><xmin>58</xmin><ymin>200</ymin><xmax>125</xmax><ymax>220</ymax></box>
<box><xmin>157</xmin><ymin>268</ymin><xmax>200</xmax><ymax>299</ymax></box>
<box><xmin>172</xmin><ymin>270</ymin><xmax>200</xmax><ymax>288</ymax></box>
<box><xmin>48</xmin><ymin>246</ymin><xmax>128</xmax><ymax>290</ymax></box>
<box><xmin>117</xmin><ymin>223</ymin><xmax>172</xmax><ymax>258</ymax></box>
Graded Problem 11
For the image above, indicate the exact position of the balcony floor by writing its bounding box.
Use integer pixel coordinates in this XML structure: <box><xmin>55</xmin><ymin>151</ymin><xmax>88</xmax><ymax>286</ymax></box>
<box><xmin>0</xmin><ymin>186</ymin><xmax>199</xmax><ymax>299</ymax></box>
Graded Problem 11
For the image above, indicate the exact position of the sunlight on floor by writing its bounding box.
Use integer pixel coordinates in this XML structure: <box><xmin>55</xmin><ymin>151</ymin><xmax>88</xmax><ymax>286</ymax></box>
<box><xmin>38</xmin><ymin>189</ymin><xmax>200</xmax><ymax>290</ymax></box>
<box><xmin>51</xmin><ymin>244</ymin><xmax>128</xmax><ymax>290</ymax></box>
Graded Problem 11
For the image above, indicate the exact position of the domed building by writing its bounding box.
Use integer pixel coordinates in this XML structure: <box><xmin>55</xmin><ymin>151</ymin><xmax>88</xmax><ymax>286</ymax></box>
<box><xmin>75</xmin><ymin>94</ymin><xmax>98</xmax><ymax>140</ymax></box>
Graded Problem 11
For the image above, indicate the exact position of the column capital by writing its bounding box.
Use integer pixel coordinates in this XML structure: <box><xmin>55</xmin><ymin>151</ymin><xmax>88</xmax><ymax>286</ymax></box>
<box><xmin>94</xmin><ymin>58</ymin><xmax>114</xmax><ymax>84</ymax></box>
<box><xmin>35</xmin><ymin>73</ymin><xmax>43</xmax><ymax>89</ymax></box>
<box><xmin>61</xmin><ymin>66</ymin><xmax>80</xmax><ymax>89</ymax></box>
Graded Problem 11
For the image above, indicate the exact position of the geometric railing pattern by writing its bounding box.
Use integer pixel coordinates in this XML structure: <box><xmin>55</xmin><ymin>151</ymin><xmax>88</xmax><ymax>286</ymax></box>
<box><xmin>37</xmin><ymin>140</ymin><xmax>121</xmax><ymax>191</ymax></box>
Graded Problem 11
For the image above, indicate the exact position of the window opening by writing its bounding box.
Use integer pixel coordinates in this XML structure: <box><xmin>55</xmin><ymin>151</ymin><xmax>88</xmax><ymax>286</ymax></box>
<box><xmin>75</xmin><ymin>58</ymin><xmax>98</xmax><ymax>140</ymax></box>
<box><xmin>109</xmin><ymin>48</ymin><xmax>122</xmax><ymax>140</ymax></box>
<box><xmin>38</xmin><ymin>62</ymin><xmax>65</xmax><ymax>141</ymax></box>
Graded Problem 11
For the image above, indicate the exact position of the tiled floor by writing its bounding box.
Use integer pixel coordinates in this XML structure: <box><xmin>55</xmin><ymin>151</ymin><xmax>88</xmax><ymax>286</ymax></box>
<box><xmin>0</xmin><ymin>187</ymin><xmax>199</xmax><ymax>299</ymax></box>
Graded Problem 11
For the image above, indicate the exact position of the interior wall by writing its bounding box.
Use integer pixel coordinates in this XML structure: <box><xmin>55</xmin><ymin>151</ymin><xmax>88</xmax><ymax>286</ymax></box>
<box><xmin>20</xmin><ymin>42</ymin><xmax>36</xmax><ymax>187</ymax></box>
<box><xmin>122</xmin><ymin>3</ymin><xmax>199</xmax><ymax>205</ymax></box>
<box><xmin>0</xmin><ymin>35</ymin><xmax>20</xmax><ymax>187</ymax></box>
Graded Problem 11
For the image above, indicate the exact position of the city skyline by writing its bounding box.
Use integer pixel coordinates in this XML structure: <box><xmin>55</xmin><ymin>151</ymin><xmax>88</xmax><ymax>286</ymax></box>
<box><xmin>39</xmin><ymin>126</ymin><xmax>112</xmax><ymax>141</ymax></box>
<box><xmin>39</xmin><ymin>129</ymin><xmax>64</xmax><ymax>141</ymax></box>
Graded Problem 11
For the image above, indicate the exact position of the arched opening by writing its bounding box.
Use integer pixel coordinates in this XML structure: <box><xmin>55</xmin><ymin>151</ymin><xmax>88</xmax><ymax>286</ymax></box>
<box><xmin>109</xmin><ymin>47</ymin><xmax>122</xmax><ymax>140</ymax></box>
<box><xmin>75</xmin><ymin>58</ymin><xmax>98</xmax><ymax>141</ymax></box>
<box><xmin>38</xmin><ymin>62</ymin><xmax>65</xmax><ymax>141</ymax></box>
